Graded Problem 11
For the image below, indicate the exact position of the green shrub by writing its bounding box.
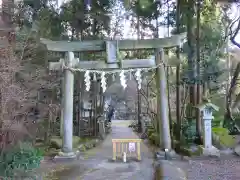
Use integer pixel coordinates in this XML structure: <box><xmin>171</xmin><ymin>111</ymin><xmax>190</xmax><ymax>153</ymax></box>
<box><xmin>233</xmin><ymin>115</ymin><xmax>240</xmax><ymax>127</ymax></box>
<box><xmin>0</xmin><ymin>142</ymin><xmax>43</xmax><ymax>178</ymax></box>
<box><xmin>212</xmin><ymin>116</ymin><xmax>223</xmax><ymax>127</ymax></box>
<box><xmin>147</xmin><ymin>128</ymin><xmax>155</xmax><ymax>137</ymax></box>
<box><xmin>178</xmin><ymin>146</ymin><xmax>201</xmax><ymax>156</ymax></box>
<box><xmin>181</xmin><ymin>119</ymin><xmax>197</xmax><ymax>145</ymax></box>
<box><xmin>151</xmin><ymin>133</ymin><xmax>160</xmax><ymax>146</ymax></box>
<box><xmin>146</xmin><ymin>126</ymin><xmax>161</xmax><ymax>146</ymax></box>
<box><xmin>148</xmin><ymin>134</ymin><xmax>155</xmax><ymax>144</ymax></box>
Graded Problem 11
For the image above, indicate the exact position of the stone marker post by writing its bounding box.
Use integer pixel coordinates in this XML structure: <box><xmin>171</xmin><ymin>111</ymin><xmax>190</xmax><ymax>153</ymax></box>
<box><xmin>98</xmin><ymin>116</ymin><xmax>106</xmax><ymax>140</ymax></box>
<box><xmin>202</xmin><ymin>108</ymin><xmax>213</xmax><ymax>149</ymax></box>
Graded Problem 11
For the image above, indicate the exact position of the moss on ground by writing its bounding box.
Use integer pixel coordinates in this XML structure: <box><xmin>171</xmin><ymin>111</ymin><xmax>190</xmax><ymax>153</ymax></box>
<box><xmin>50</xmin><ymin>136</ymin><xmax>85</xmax><ymax>149</ymax></box>
<box><xmin>178</xmin><ymin>146</ymin><xmax>201</xmax><ymax>156</ymax></box>
<box><xmin>35</xmin><ymin>136</ymin><xmax>96</xmax><ymax>157</ymax></box>
<box><xmin>212</xmin><ymin>127</ymin><xmax>236</xmax><ymax>148</ymax></box>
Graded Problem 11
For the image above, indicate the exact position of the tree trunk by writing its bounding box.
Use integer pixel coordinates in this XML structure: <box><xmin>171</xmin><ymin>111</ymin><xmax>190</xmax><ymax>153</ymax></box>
<box><xmin>225</xmin><ymin>62</ymin><xmax>240</xmax><ymax>122</ymax></box>
<box><xmin>78</xmin><ymin>73</ymin><xmax>83</xmax><ymax>137</ymax></box>
<box><xmin>60</xmin><ymin>77</ymin><xmax>64</xmax><ymax>137</ymax></box>
<box><xmin>166</xmin><ymin>67</ymin><xmax>173</xmax><ymax>138</ymax></box>
<box><xmin>187</xmin><ymin>0</ymin><xmax>196</xmax><ymax>117</ymax></box>
<box><xmin>137</xmin><ymin>14</ymin><xmax>142</xmax><ymax>132</ymax></box>
<box><xmin>166</xmin><ymin>0</ymin><xmax>173</xmax><ymax>144</ymax></box>
<box><xmin>176</xmin><ymin>0</ymin><xmax>181</xmax><ymax>142</ymax></box>
<box><xmin>196</xmin><ymin>0</ymin><xmax>202</xmax><ymax>143</ymax></box>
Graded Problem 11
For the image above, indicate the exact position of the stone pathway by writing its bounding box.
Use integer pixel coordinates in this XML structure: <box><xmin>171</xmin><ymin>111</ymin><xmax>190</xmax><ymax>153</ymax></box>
<box><xmin>38</xmin><ymin>120</ymin><xmax>156</xmax><ymax>180</ymax></box>
<box><xmin>80</xmin><ymin>120</ymin><xmax>154</xmax><ymax>180</ymax></box>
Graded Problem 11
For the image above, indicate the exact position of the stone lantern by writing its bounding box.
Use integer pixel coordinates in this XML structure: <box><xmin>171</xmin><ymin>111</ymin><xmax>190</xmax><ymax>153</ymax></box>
<box><xmin>196</xmin><ymin>99</ymin><xmax>220</xmax><ymax>156</ymax></box>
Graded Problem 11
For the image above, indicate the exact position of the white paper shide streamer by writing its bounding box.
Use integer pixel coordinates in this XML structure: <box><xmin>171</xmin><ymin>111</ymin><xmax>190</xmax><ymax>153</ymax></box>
<box><xmin>135</xmin><ymin>69</ymin><xmax>142</xmax><ymax>89</ymax></box>
<box><xmin>84</xmin><ymin>70</ymin><xmax>91</xmax><ymax>91</ymax></box>
<box><xmin>101</xmin><ymin>72</ymin><xmax>107</xmax><ymax>92</ymax></box>
<box><xmin>119</xmin><ymin>70</ymin><xmax>127</xmax><ymax>89</ymax></box>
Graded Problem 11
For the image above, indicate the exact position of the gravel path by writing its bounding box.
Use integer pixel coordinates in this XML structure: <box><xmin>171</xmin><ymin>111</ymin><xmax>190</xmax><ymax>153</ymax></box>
<box><xmin>185</xmin><ymin>156</ymin><xmax>240</xmax><ymax>180</ymax></box>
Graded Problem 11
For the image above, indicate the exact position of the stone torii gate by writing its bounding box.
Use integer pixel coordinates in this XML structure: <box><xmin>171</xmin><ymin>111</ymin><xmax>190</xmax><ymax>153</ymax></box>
<box><xmin>41</xmin><ymin>33</ymin><xmax>186</xmax><ymax>158</ymax></box>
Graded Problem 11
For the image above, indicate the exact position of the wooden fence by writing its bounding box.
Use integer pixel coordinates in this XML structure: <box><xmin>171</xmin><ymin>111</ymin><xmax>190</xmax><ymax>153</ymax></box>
<box><xmin>112</xmin><ymin>139</ymin><xmax>141</xmax><ymax>161</ymax></box>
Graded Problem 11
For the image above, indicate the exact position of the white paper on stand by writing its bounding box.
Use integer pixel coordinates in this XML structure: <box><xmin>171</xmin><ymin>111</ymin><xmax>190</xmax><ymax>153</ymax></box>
<box><xmin>129</xmin><ymin>142</ymin><xmax>136</xmax><ymax>152</ymax></box>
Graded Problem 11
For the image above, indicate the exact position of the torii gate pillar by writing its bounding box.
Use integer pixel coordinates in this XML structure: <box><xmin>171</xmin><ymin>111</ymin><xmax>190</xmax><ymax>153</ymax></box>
<box><xmin>155</xmin><ymin>49</ymin><xmax>172</xmax><ymax>151</ymax></box>
<box><xmin>55</xmin><ymin>52</ymin><xmax>78</xmax><ymax>159</ymax></box>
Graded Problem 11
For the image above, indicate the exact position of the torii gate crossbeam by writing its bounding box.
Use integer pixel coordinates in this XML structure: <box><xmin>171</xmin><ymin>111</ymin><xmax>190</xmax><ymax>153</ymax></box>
<box><xmin>41</xmin><ymin>33</ymin><xmax>186</xmax><ymax>159</ymax></box>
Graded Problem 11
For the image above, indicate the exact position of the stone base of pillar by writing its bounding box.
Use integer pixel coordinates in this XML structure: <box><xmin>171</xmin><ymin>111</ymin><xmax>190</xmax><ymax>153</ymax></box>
<box><xmin>54</xmin><ymin>151</ymin><xmax>77</xmax><ymax>161</ymax></box>
<box><xmin>155</xmin><ymin>149</ymin><xmax>178</xmax><ymax>160</ymax></box>
<box><xmin>200</xmin><ymin>146</ymin><xmax>220</xmax><ymax>157</ymax></box>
